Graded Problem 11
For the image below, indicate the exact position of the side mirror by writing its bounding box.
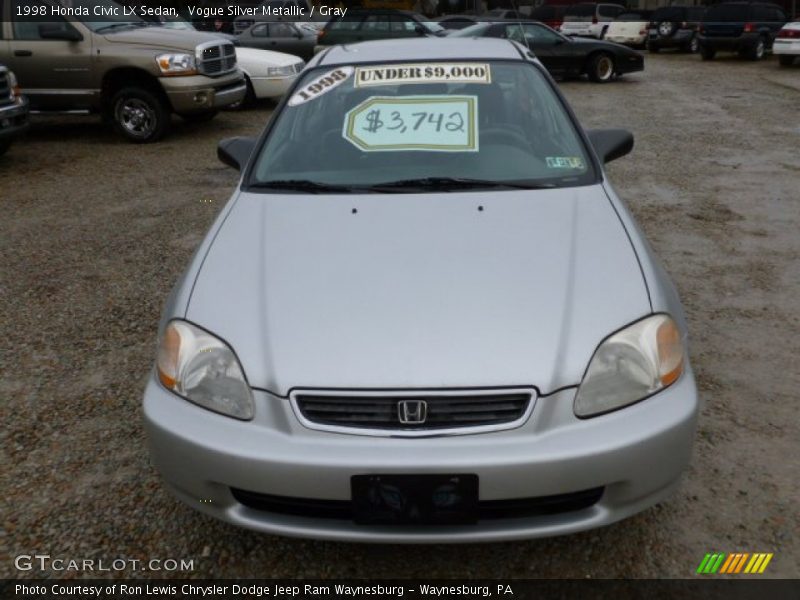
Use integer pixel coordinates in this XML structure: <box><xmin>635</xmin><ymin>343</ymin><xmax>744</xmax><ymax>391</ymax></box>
<box><xmin>218</xmin><ymin>136</ymin><xmax>257</xmax><ymax>171</ymax></box>
<box><xmin>39</xmin><ymin>24</ymin><xmax>83</xmax><ymax>42</ymax></box>
<box><xmin>587</xmin><ymin>128</ymin><xmax>634</xmax><ymax>164</ymax></box>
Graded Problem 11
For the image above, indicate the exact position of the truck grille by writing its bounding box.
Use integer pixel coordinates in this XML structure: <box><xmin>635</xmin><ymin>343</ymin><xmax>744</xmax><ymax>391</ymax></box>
<box><xmin>294</xmin><ymin>391</ymin><xmax>533</xmax><ymax>433</ymax></box>
<box><xmin>197</xmin><ymin>42</ymin><xmax>237</xmax><ymax>76</ymax></box>
<box><xmin>0</xmin><ymin>72</ymin><xmax>11</xmax><ymax>107</ymax></box>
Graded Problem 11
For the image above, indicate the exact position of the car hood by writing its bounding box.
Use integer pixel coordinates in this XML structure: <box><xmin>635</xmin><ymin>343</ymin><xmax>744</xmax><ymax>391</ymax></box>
<box><xmin>235</xmin><ymin>46</ymin><xmax>302</xmax><ymax>69</ymax></box>
<box><xmin>102</xmin><ymin>27</ymin><xmax>227</xmax><ymax>49</ymax></box>
<box><xmin>186</xmin><ymin>185</ymin><xmax>651</xmax><ymax>396</ymax></box>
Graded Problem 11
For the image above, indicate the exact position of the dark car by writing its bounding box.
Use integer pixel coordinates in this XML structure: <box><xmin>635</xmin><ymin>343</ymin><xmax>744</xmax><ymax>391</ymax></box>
<box><xmin>233</xmin><ymin>0</ymin><xmax>314</xmax><ymax>35</ymax></box>
<box><xmin>646</xmin><ymin>5</ymin><xmax>706</xmax><ymax>53</ymax></box>
<box><xmin>698</xmin><ymin>2</ymin><xmax>788</xmax><ymax>60</ymax></box>
<box><xmin>0</xmin><ymin>65</ymin><xmax>29</xmax><ymax>156</ymax></box>
<box><xmin>317</xmin><ymin>10</ymin><xmax>447</xmax><ymax>48</ymax></box>
<box><xmin>436</xmin><ymin>14</ymin><xmax>481</xmax><ymax>30</ymax></box>
<box><xmin>238</xmin><ymin>21</ymin><xmax>316</xmax><ymax>60</ymax></box>
<box><xmin>453</xmin><ymin>20</ymin><xmax>644</xmax><ymax>82</ymax></box>
<box><xmin>529</xmin><ymin>5</ymin><xmax>569</xmax><ymax>31</ymax></box>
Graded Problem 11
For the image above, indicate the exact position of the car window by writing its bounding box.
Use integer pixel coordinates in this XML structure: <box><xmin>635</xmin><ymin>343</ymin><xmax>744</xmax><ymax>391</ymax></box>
<box><xmin>505</xmin><ymin>23</ymin><xmax>561</xmax><ymax>44</ymax></box>
<box><xmin>251</xmin><ymin>61</ymin><xmax>595</xmax><ymax>190</ymax></box>
<box><xmin>12</xmin><ymin>0</ymin><xmax>73</xmax><ymax>40</ymax></box>
<box><xmin>392</xmin><ymin>16</ymin><xmax>418</xmax><ymax>32</ymax></box>
<box><xmin>565</xmin><ymin>4</ymin><xmax>596</xmax><ymax>17</ymax></box>
<box><xmin>362</xmin><ymin>15</ymin><xmax>391</xmax><ymax>32</ymax></box>
<box><xmin>328</xmin><ymin>16</ymin><xmax>363</xmax><ymax>31</ymax></box>
<box><xmin>704</xmin><ymin>5</ymin><xmax>749</xmax><ymax>21</ymax></box>
<box><xmin>270</xmin><ymin>22</ymin><xmax>294</xmax><ymax>36</ymax></box>
<box><xmin>771</xmin><ymin>8</ymin><xmax>787</xmax><ymax>21</ymax></box>
<box><xmin>251</xmin><ymin>23</ymin><xmax>268</xmax><ymax>37</ymax></box>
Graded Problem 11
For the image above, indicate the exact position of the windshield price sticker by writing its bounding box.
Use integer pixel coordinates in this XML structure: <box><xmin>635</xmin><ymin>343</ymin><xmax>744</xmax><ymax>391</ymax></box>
<box><xmin>546</xmin><ymin>156</ymin><xmax>585</xmax><ymax>169</ymax></box>
<box><xmin>288</xmin><ymin>67</ymin><xmax>353</xmax><ymax>107</ymax></box>
<box><xmin>343</xmin><ymin>96</ymin><xmax>479</xmax><ymax>153</ymax></box>
<box><xmin>354</xmin><ymin>63</ymin><xmax>491</xmax><ymax>88</ymax></box>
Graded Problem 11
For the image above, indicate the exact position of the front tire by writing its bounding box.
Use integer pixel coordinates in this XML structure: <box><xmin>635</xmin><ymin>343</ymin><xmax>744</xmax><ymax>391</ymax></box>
<box><xmin>111</xmin><ymin>87</ymin><xmax>170</xmax><ymax>143</ymax></box>
<box><xmin>684</xmin><ymin>35</ymin><xmax>699</xmax><ymax>53</ymax></box>
<box><xmin>227</xmin><ymin>76</ymin><xmax>256</xmax><ymax>110</ymax></box>
<box><xmin>587</xmin><ymin>53</ymin><xmax>615</xmax><ymax>83</ymax></box>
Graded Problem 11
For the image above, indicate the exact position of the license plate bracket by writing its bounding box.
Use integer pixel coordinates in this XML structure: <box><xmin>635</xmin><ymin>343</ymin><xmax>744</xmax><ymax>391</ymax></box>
<box><xmin>351</xmin><ymin>474</ymin><xmax>478</xmax><ymax>525</ymax></box>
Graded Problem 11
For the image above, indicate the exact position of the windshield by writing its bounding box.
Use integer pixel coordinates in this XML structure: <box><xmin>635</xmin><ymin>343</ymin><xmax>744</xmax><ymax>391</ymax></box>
<box><xmin>248</xmin><ymin>61</ymin><xmax>595</xmax><ymax>192</ymax></box>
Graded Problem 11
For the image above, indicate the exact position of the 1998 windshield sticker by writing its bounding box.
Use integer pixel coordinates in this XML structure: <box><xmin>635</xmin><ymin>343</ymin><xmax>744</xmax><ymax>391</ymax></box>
<box><xmin>287</xmin><ymin>67</ymin><xmax>354</xmax><ymax>107</ymax></box>
<box><xmin>354</xmin><ymin>63</ymin><xmax>491</xmax><ymax>88</ymax></box>
<box><xmin>343</xmin><ymin>96</ymin><xmax>478</xmax><ymax>153</ymax></box>
<box><xmin>546</xmin><ymin>156</ymin><xmax>585</xmax><ymax>169</ymax></box>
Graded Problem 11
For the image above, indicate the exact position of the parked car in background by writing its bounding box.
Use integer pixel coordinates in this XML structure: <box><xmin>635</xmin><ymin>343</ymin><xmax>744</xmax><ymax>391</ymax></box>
<box><xmin>0</xmin><ymin>0</ymin><xmax>246</xmax><ymax>142</ymax></box>
<box><xmin>529</xmin><ymin>4</ymin><xmax>568</xmax><ymax>31</ymax></box>
<box><xmin>773</xmin><ymin>20</ymin><xmax>800</xmax><ymax>65</ymax></box>
<box><xmin>560</xmin><ymin>3</ymin><xmax>627</xmax><ymax>39</ymax></box>
<box><xmin>698</xmin><ymin>2</ymin><xmax>788</xmax><ymax>60</ymax></box>
<box><xmin>453</xmin><ymin>20</ymin><xmax>644</xmax><ymax>82</ymax></box>
<box><xmin>0</xmin><ymin>65</ymin><xmax>29</xmax><ymax>157</ymax></box>
<box><xmin>233</xmin><ymin>0</ymin><xmax>313</xmax><ymax>35</ymax></box>
<box><xmin>646</xmin><ymin>5</ymin><xmax>705</xmax><ymax>53</ymax></box>
<box><xmin>436</xmin><ymin>14</ymin><xmax>482</xmax><ymax>29</ymax></box>
<box><xmin>238</xmin><ymin>21</ymin><xmax>317</xmax><ymax>61</ymax></box>
<box><xmin>604</xmin><ymin>10</ymin><xmax>653</xmax><ymax>48</ymax></box>
<box><xmin>316</xmin><ymin>10</ymin><xmax>447</xmax><ymax>50</ymax></box>
<box><xmin>233</xmin><ymin>47</ymin><xmax>305</xmax><ymax>106</ymax></box>
<box><xmin>485</xmin><ymin>8</ymin><xmax>524</xmax><ymax>19</ymax></box>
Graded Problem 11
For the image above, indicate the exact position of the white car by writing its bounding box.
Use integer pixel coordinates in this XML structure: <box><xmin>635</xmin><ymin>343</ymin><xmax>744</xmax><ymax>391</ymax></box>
<box><xmin>773</xmin><ymin>21</ymin><xmax>800</xmax><ymax>67</ymax></box>
<box><xmin>559</xmin><ymin>2</ymin><xmax>626</xmax><ymax>39</ymax></box>
<box><xmin>604</xmin><ymin>11</ymin><xmax>652</xmax><ymax>48</ymax></box>
<box><xmin>235</xmin><ymin>47</ymin><xmax>305</xmax><ymax>105</ymax></box>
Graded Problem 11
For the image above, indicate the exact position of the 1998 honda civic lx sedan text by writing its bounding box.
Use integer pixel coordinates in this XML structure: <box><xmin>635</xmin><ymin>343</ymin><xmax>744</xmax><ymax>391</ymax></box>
<box><xmin>143</xmin><ymin>38</ymin><xmax>699</xmax><ymax>542</ymax></box>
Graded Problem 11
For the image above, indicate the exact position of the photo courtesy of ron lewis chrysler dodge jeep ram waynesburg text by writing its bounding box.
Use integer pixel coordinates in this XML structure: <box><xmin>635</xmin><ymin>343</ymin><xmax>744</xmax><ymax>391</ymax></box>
<box><xmin>0</xmin><ymin>0</ymin><xmax>246</xmax><ymax>142</ymax></box>
<box><xmin>143</xmin><ymin>38</ymin><xmax>699</xmax><ymax>543</ymax></box>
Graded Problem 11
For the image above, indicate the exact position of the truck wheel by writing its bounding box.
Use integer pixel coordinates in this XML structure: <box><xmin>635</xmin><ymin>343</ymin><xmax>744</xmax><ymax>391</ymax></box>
<box><xmin>227</xmin><ymin>76</ymin><xmax>256</xmax><ymax>110</ymax></box>
<box><xmin>111</xmin><ymin>87</ymin><xmax>170</xmax><ymax>143</ymax></box>
<box><xmin>587</xmin><ymin>53</ymin><xmax>615</xmax><ymax>83</ymax></box>
<box><xmin>778</xmin><ymin>55</ymin><xmax>795</xmax><ymax>66</ymax></box>
<box><xmin>684</xmin><ymin>36</ymin><xmax>699</xmax><ymax>54</ymax></box>
<box><xmin>181</xmin><ymin>110</ymin><xmax>218</xmax><ymax>123</ymax></box>
<box><xmin>700</xmin><ymin>45</ymin><xmax>716</xmax><ymax>60</ymax></box>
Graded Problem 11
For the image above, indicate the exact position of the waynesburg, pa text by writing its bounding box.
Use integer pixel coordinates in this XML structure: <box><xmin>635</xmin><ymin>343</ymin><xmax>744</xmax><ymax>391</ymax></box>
<box><xmin>14</xmin><ymin>584</ymin><xmax>514</xmax><ymax>598</ymax></box>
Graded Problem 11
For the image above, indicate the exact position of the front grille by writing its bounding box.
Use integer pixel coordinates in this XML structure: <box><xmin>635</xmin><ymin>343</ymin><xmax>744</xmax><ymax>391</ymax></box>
<box><xmin>197</xmin><ymin>42</ymin><xmax>237</xmax><ymax>76</ymax></box>
<box><xmin>0</xmin><ymin>72</ymin><xmax>11</xmax><ymax>107</ymax></box>
<box><xmin>295</xmin><ymin>392</ymin><xmax>531</xmax><ymax>432</ymax></box>
<box><xmin>231</xmin><ymin>487</ymin><xmax>605</xmax><ymax>521</ymax></box>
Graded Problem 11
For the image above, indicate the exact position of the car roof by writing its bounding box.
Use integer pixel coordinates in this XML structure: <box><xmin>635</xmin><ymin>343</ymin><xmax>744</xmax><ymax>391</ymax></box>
<box><xmin>316</xmin><ymin>37</ymin><xmax>525</xmax><ymax>66</ymax></box>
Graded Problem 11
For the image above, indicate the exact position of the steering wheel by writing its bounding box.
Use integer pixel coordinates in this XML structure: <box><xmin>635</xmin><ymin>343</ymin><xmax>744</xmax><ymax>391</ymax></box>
<box><xmin>479</xmin><ymin>126</ymin><xmax>532</xmax><ymax>153</ymax></box>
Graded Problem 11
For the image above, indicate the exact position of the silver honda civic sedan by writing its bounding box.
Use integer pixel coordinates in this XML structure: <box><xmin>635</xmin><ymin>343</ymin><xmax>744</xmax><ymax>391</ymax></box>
<box><xmin>143</xmin><ymin>38</ymin><xmax>699</xmax><ymax>542</ymax></box>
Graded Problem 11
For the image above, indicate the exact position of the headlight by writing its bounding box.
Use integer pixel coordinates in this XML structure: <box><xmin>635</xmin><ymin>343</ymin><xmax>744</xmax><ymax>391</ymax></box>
<box><xmin>266</xmin><ymin>64</ymin><xmax>300</xmax><ymax>77</ymax></box>
<box><xmin>7</xmin><ymin>70</ymin><xmax>20</xmax><ymax>100</ymax></box>
<box><xmin>155</xmin><ymin>53</ymin><xmax>197</xmax><ymax>76</ymax></box>
<box><xmin>156</xmin><ymin>320</ymin><xmax>254</xmax><ymax>420</ymax></box>
<box><xmin>574</xmin><ymin>314</ymin><xmax>685</xmax><ymax>418</ymax></box>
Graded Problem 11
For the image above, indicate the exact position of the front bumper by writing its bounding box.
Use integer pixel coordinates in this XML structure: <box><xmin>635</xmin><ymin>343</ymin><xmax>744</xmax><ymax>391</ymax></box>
<box><xmin>143</xmin><ymin>369</ymin><xmax>699</xmax><ymax>543</ymax></box>
<box><xmin>0</xmin><ymin>96</ymin><xmax>30</xmax><ymax>141</ymax></box>
<box><xmin>162</xmin><ymin>71</ymin><xmax>247</xmax><ymax>113</ymax></box>
<box><xmin>249</xmin><ymin>74</ymin><xmax>298</xmax><ymax>99</ymax></box>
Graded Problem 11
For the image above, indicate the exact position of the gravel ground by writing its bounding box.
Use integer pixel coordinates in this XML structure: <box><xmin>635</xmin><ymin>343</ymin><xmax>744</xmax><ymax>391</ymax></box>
<box><xmin>1</xmin><ymin>52</ymin><xmax>798</xmax><ymax>580</ymax></box>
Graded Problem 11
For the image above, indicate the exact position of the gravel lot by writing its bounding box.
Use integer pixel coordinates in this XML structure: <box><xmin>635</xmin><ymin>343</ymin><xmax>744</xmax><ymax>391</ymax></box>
<box><xmin>2</xmin><ymin>52</ymin><xmax>798</xmax><ymax>579</ymax></box>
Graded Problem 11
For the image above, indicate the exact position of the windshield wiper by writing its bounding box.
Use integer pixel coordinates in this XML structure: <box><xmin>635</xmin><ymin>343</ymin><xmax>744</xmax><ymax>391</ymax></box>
<box><xmin>248</xmin><ymin>180</ymin><xmax>377</xmax><ymax>194</ymax></box>
<box><xmin>369</xmin><ymin>177</ymin><xmax>557</xmax><ymax>191</ymax></box>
